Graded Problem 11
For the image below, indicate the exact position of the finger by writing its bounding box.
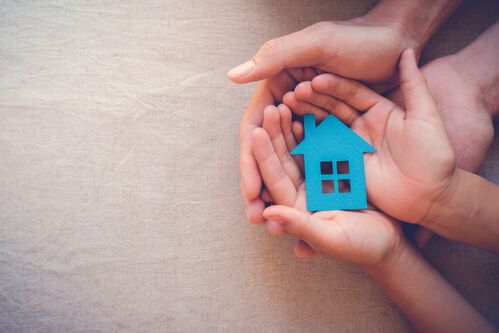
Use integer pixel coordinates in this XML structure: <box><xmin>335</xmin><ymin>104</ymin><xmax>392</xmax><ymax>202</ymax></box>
<box><xmin>283</xmin><ymin>91</ymin><xmax>329</xmax><ymax>120</ymax></box>
<box><xmin>399</xmin><ymin>49</ymin><xmax>439</xmax><ymax>120</ymax></box>
<box><xmin>294</xmin><ymin>81</ymin><xmax>360</xmax><ymax>126</ymax></box>
<box><xmin>240</xmin><ymin>82</ymin><xmax>274</xmax><ymax>202</ymax></box>
<box><xmin>279</xmin><ymin>104</ymin><xmax>305</xmax><ymax>172</ymax></box>
<box><xmin>289</xmin><ymin>120</ymin><xmax>305</xmax><ymax>172</ymax></box>
<box><xmin>277</xmin><ymin>104</ymin><xmax>297</xmax><ymax>152</ymax></box>
<box><xmin>266</xmin><ymin>220</ymin><xmax>288</xmax><ymax>236</ymax></box>
<box><xmin>292</xmin><ymin>121</ymin><xmax>304</xmax><ymax>142</ymax></box>
<box><xmin>266</xmin><ymin>71</ymin><xmax>299</xmax><ymax>103</ymax></box>
<box><xmin>263</xmin><ymin>205</ymin><xmax>332</xmax><ymax>248</ymax></box>
<box><xmin>261</xmin><ymin>187</ymin><xmax>272</xmax><ymax>203</ymax></box>
<box><xmin>262</xmin><ymin>106</ymin><xmax>303</xmax><ymax>188</ymax></box>
<box><xmin>228</xmin><ymin>23</ymin><xmax>327</xmax><ymax>83</ymax></box>
<box><xmin>252</xmin><ymin>128</ymin><xmax>297</xmax><ymax>206</ymax></box>
<box><xmin>294</xmin><ymin>239</ymin><xmax>320</xmax><ymax>258</ymax></box>
<box><xmin>311</xmin><ymin>73</ymin><xmax>383</xmax><ymax>112</ymax></box>
<box><xmin>414</xmin><ymin>227</ymin><xmax>433</xmax><ymax>248</ymax></box>
<box><xmin>242</xmin><ymin>181</ymin><xmax>266</xmax><ymax>225</ymax></box>
<box><xmin>287</xmin><ymin>67</ymin><xmax>320</xmax><ymax>83</ymax></box>
<box><xmin>386</xmin><ymin>87</ymin><xmax>405</xmax><ymax>108</ymax></box>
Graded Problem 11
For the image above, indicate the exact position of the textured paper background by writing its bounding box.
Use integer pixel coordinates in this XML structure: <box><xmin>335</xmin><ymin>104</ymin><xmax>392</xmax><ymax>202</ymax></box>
<box><xmin>0</xmin><ymin>1</ymin><xmax>498</xmax><ymax>332</ymax></box>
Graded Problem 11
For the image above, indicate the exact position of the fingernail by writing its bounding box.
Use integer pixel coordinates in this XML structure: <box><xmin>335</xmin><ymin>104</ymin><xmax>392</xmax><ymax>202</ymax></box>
<box><xmin>228</xmin><ymin>60</ymin><xmax>255</xmax><ymax>77</ymax></box>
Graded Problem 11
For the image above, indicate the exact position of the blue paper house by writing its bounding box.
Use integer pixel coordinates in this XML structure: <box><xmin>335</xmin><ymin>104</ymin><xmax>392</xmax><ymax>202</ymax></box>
<box><xmin>291</xmin><ymin>114</ymin><xmax>376</xmax><ymax>212</ymax></box>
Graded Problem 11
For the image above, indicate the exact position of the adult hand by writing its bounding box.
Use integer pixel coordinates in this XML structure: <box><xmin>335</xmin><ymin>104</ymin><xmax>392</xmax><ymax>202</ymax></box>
<box><xmin>282</xmin><ymin>49</ymin><xmax>457</xmax><ymax>225</ymax></box>
<box><xmin>229</xmin><ymin>19</ymin><xmax>418</xmax><ymax>89</ymax></box>
<box><xmin>233</xmin><ymin>17</ymin><xmax>419</xmax><ymax>226</ymax></box>
<box><xmin>239</xmin><ymin>69</ymin><xmax>317</xmax><ymax>228</ymax></box>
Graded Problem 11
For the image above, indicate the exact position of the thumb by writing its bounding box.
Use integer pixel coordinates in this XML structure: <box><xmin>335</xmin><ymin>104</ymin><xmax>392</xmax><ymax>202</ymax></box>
<box><xmin>399</xmin><ymin>49</ymin><xmax>439</xmax><ymax>120</ymax></box>
<box><xmin>228</xmin><ymin>24</ymin><xmax>326</xmax><ymax>83</ymax></box>
<box><xmin>263</xmin><ymin>205</ymin><xmax>337</xmax><ymax>252</ymax></box>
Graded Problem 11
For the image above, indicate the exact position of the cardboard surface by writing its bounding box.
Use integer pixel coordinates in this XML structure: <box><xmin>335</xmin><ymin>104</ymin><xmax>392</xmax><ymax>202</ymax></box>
<box><xmin>292</xmin><ymin>114</ymin><xmax>375</xmax><ymax>211</ymax></box>
<box><xmin>0</xmin><ymin>1</ymin><xmax>498</xmax><ymax>332</ymax></box>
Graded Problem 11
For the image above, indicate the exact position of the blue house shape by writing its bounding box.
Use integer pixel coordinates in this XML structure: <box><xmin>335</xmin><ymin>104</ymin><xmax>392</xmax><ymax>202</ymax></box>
<box><xmin>291</xmin><ymin>114</ymin><xmax>376</xmax><ymax>212</ymax></box>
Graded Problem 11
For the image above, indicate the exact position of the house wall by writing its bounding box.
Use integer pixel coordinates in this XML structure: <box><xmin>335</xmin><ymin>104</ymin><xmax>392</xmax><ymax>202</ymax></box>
<box><xmin>305</xmin><ymin>154</ymin><xmax>368</xmax><ymax>211</ymax></box>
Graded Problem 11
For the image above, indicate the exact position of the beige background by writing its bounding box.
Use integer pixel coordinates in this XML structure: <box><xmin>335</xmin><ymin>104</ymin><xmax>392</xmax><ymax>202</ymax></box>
<box><xmin>0</xmin><ymin>0</ymin><xmax>498</xmax><ymax>332</ymax></box>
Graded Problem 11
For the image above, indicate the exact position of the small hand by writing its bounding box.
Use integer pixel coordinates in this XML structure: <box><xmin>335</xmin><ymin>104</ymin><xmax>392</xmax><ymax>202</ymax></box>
<box><xmin>388</xmin><ymin>56</ymin><xmax>495</xmax><ymax>173</ymax></box>
<box><xmin>263</xmin><ymin>205</ymin><xmax>402</xmax><ymax>266</ymax></box>
<box><xmin>252</xmin><ymin>105</ymin><xmax>402</xmax><ymax>262</ymax></box>
<box><xmin>233</xmin><ymin>16</ymin><xmax>418</xmax><ymax>227</ymax></box>
<box><xmin>240</xmin><ymin>69</ymin><xmax>317</xmax><ymax>228</ymax></box>
<box><xmin>251</xmin><ymin>103</ymin><xmax>308</xmax><ymax>241</ymax></box>
<box><xmin>283</xmin><ymin>49</ymin><xmax>457</xmax><ymax>224</ymax></box>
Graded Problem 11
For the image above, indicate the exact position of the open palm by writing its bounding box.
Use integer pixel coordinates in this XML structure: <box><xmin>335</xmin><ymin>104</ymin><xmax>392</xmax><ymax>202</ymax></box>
<box><xmin>283</xmin><ymin>49</ymin><xmax>457</xmax><ymax>224</ymax></box>
<box><xmin>252</xmin><ymin>103</ymin><xmax>402</xmax><ymax>263</ymax></box>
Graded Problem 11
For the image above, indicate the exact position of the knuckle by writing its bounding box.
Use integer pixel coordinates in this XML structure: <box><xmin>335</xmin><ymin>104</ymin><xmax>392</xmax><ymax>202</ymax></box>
<box><xmin>324</xmin><ymin>97</ymin><xmax>338</xmax><ymax>111</ymax></box>
<box><xmin>343</xmin><ymin>83</ymin><xmax>358</xmax><ymax>101</ymax></box>
<box><xmin>344</xmin><ymin>110</ymin><xmax>358</xmax><ymax>125</ymax></box>
<box><xmin>267</xmin><ymin>168</ymin><xmax>286</xmax><ymax>189</ymax></box>
<box><xmin>327</xmin><ymin>75</ymin><xmax>341</xmax><ymax>91</ymax></box>
<box><xmin>258</xmin><ymin>38</ymin><xmax>282</xmax><ymax>57</ymax></box>
<box><xmin>310</xmin><ymin>21</ymin><xmax>334</xmax><ymax>33</ymax></box>
<box><xmin>292</xmin><ymin>214</ymin><xmax>310</xmax><ymax>238</ymax></box>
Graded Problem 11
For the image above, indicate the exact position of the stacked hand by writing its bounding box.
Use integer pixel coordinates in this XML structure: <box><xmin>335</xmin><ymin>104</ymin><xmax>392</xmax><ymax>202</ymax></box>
<box><xmin>252</xmin><ymin>102</ymin><xmax>402</xmax><ymax>263</ymax></box>
<box><xmin>284</xmin><ymin>49</ymin><xmax>457</xmax><ymax>223</ymax></box>
<box><xmin>231</xmin><ymin>17</ymin><xmax>420</xmax><ymax>229</ymax></box>
<box><xmin>253</xmin><ymin>49</ymin><xmax>456</xmax><ymax>263</ymax></box>
<box><xmin>229</xmin><ymin>5</ymin><xmax>499</xmax><ymax>332</ymax></box>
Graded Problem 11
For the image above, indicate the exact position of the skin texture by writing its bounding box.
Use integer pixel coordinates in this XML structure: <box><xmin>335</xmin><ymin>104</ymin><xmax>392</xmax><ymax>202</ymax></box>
<box><xmin>285</xmin><ymin>49</ymin><xmax>458</xmax><ymax>225</ymax></box>
<box><xmin>283</xmin><ymin>54</ymin><xmax>495</xmax><ymax>245</ymax></box>
<box><xmin>238</xmin><ymin>69</ymin><xmax>318</xmax><ymax>228</ymax></box>
<box><xmin>285</xmin><ymin>49</ymin><xmax>499</xmax><ymax>254</ymax></box>
<box><xmin>284</xmin><ymin>21</ymin><xmax>499</xmax><ymax>245</ymax></box>
<box><xmin>388</xmin><ymin>56</ymin><xmax>495</xmax><ymax>173</ymax></box>
<box><xmin>232</xmin><ymin>17</ymin><xmax>419</xmax><ymax>230</ymax></box>
<box><xmin>230</xmin><ymin>0</ymin><xmax>463</xmax><ymax>232</ymax></box>
<box><xmin>256</xmin><ymin>49</ymin><xmax>457</xmax><ymax>256</ymax></box>
<box><xmin>252</xmin><ymin>102</ymin><xmax>401</xmax><ymax>259</ymax></box>
<box><xmin>252</xmin><ymin>52</ymin><xmax>496</xmax><ymax>333</ymax></box>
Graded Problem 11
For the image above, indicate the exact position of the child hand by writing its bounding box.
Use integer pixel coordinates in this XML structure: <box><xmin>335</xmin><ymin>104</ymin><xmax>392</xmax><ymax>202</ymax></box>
<box><xmin>282</xmin><ymin>49</ymin><xmax>457</xmax><ymax>225</ymax></box>
<box><xmin>251</xmin><ymin>103</ymin><xmax>308</xmax><ymax>241</ymax></box>
<box><xmin>263</xmin><ymin>205</ymin><xmax>402</xmax><ymax>266</ymax></box>
<box><xmin>252</xmin><ymin>105</ymin><xmax>402</xmax><ymax>263</ymax></box>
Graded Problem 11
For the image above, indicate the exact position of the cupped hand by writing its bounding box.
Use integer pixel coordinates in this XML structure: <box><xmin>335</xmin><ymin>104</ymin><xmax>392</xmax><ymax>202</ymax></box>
<box><xmin>282</xmin><ymin>49</ymin><xmax>457</xmax><ymax>224</ymax></box>
<box><xmin>229</xmin><ymin>18</ymin><xmax>418</xmax><ymax>89</ymax></box>
<box><xmin>239</xmin><ymin>69</ymin><xmax>317</xmax><ymax>228</ymax></box>
<box><xmin>233</xmin><ymin>17</ymin><xmax>418</xmax><ymax>226</ymax></box>
<box><xmin>250</xmin><ymin>102</ymin><xmax>307</xmax><ymax>238</ymax></box>
<box><xmin>263</xmin><ymin>205</ymin><xmax>402</xmax><ymax>266</ymax></box>
<box><xmin>252</xmin><ymin>104</ymin><xmax>402</xmax><ymax>262</ymax></box>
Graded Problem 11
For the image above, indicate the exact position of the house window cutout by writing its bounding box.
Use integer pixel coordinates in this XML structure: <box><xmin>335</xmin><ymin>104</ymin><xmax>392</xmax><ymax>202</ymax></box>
<box><xmin>322</xmin><ymin>180</ymin><xmax>334</xmax><ymax>193</ymax></box>
<box><xmin>320</xmin><ymin>161</ymin><xmax>333</xmax><ymax>175</ymax></box>
<box><xmin>289</xmin><ymin>114</ymin><xmax>376</xmax><ymax>211</ymax></box>
<box><xmin>339</xmin><ymin>179</ymin><xmax>351</xmax><ymax>193</ymax></box>
<box><xmin>337</xmin><ymin>161</ymin><xmax>349</xmax><ymax>174</ymax></box>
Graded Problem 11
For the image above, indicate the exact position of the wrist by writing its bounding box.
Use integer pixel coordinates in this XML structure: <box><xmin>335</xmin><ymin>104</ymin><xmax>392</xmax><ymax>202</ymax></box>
<box><xmin>420</xmin><ymin>168</ymin><xmax>499</xmax><ymax>253</ymax></box>
<box><xmin>358</xmin><ymin>8</ymin><xmax>420</xmax><ymax>56</ymax></box>
<box><xmin>448</xmin><ymin>23</ymin><xmax>499</xmax><ymax>116</ymax></box>
<box><xmin>363</xmin><ymin>0</ymin><xmax>462</xmax><ymax>53</ymax></box>
<box><xmin>420</xmin><ymin>168</ymin><xmax>461</xmax><ymax>227</ymax></box>
<box><xmin>419</xmin><ymin>168</ymin><xmax>479</xmax><ymax>240</ymax></box>
<box><xmin>361</xmin><ymin>236</ymin><xmax>415</xmax><ymax>278</ymax></box>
